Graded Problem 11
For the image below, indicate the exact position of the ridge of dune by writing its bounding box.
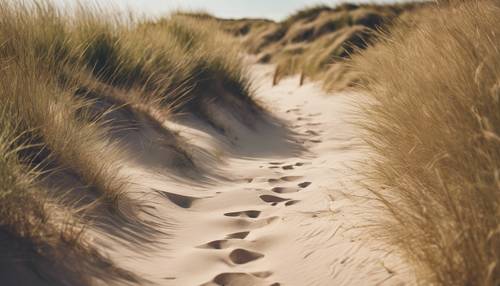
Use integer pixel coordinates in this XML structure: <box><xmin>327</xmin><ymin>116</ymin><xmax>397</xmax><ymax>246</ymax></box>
<box><xmin>86</xmin><ymin>64</ymin><xmax>414</xmax><ymax>286</ymax></box>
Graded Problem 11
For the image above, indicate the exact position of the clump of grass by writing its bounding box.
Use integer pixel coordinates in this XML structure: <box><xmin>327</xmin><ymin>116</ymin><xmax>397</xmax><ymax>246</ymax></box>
<box><xmin>283</xmin><ymin>4</ymin><xmax>334</xmax><ymax>25</ymax></box>
<box><xmin>0</xmin><ymin>1</ymin><xmax>133</xmax><ymax>220</ymax></box>
<box><xmin>0</xmin><ymin>0</ymin><xmax>254</xmax><ymax>210</ymax></box>
<box><xmin>356</xmin><ymin>1</ymin><xmax>500</xmax><ymax>284</ymax></box>
<box><xmin>0</xmin><ymin>90</ymin><xmax>139</xmax><ymax>285</ymax></box>
<box><xmin>0</xmin><ymin>0</ymin><xmax>255</xmax><ymax>283</ymax></box>
<box><xmin>224</xmin><ymin>2</ymin><xmax>422</xmax><ymax>90</ymax></box>
<box><xmin>272</xmin><ymin>24</ymin><xmax>374</xmax><ymax>84</ymax></box>
<box><xmin>71</xmin><ymin>10</ymin><xmax>254</xmax><ymax>113</ymax></box>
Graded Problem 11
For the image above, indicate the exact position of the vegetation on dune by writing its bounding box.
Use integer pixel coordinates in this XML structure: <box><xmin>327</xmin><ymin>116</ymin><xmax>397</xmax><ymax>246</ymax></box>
<box><xmin>219</xmin><ymin>2</ymin><xmax>423</xmax><ymax>90</ymax></box>
<box><xmin>0</xmin><ymin>1</ymin><xmax>253</xmax><ymax>284</ymax></box>
<box><xmin>0</xmin><ymin>68</ymin><xmax>139</xmax><ymax>285</ymax></box>
<box><xmin>6</xmin><ymin>0</ymin><xmax>498</xmax><ymax>285</ymax></box>
<box><xmin>356</xmin><ymin>0</ymin><xmax>500</xmax><ymax>285</ymax></box>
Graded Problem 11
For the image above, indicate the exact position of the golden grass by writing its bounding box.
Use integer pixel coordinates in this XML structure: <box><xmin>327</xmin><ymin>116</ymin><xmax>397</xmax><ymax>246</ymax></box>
<box><xmin>220</xmin><ymin>2</ymin><xmax>422</xmax><ymax>90</ymax></box>
<box><xmin>0</xmin><ymin>69</ymin><xmax>139</xmax><ymax>285</ymax></box>
<box><xmin>355</xmin><ymin>1</ymin><xmax>500</xmax><ymax>284</ymax></box>
<box><xmin>0</xmin><ymin>0</ymin><xmax>253</xmax><ymax>283</ymax></box>
<box><xmin>0</xmin><ymin>1</ymin><xmax>135</xmax><ymax>221</ymax></box>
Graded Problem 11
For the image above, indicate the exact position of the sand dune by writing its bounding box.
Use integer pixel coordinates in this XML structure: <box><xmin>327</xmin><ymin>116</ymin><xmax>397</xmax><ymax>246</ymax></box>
<box><xmin>4</xmin><ymin>2</ymin><xmax>494</xmax><ymax>283</ymax></box>
<box><xmin>79</xmin><ymin>64</ymin><xmax>415</xmax><ymax>286</ymax></box>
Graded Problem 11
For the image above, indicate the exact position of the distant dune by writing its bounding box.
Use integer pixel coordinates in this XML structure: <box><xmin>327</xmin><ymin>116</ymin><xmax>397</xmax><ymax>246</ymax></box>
<box><xmin>210</xmin><ymin>2</ymin><xmax>425</xmax><ymax>91</ymax></box>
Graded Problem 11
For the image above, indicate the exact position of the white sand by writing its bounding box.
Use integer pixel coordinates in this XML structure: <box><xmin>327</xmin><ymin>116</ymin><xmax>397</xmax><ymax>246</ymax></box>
<box><xmin>91</xmin><ymin>65</ymin><xmax>414</xmax><ymax>286</ymax></box>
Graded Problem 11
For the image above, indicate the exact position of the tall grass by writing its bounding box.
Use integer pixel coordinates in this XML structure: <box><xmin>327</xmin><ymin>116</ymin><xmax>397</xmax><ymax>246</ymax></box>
<box><xmin>0</xmin><ymin>0</ymin><xmax>253</xmax><ymax>284</ymax></box>
<box><xmin>223</xmin><ymin>2</ymin><xmax>421</xmax><ymax>90</ymax></box>
<box><xmin>0</xmin><ymin>66</ymin><xmax>139</xmax><ymax>285</ymax></box>
<box><xmin>0</xmin><ymin>2</ymin><xmax>134</xmax><ymax>221</ymax></box>
<box><xmin>356</xmin><ymin>1</ymin><xmax>500</xmax><ymax>284</ymax></box>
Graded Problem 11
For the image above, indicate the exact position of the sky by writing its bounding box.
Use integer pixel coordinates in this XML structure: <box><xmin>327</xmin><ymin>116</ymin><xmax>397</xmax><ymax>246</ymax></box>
<box><xmin>52</xmin><ymin>0</ymin><xmax>394</xmax><ymax>21</ymax></box>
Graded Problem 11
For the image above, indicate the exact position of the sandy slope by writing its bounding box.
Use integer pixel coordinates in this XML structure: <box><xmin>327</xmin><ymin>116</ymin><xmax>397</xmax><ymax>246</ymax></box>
<box><xmin>91</xmin><ymin>65</ymin><xmax>414</xmax><ymax>286</ymax></box>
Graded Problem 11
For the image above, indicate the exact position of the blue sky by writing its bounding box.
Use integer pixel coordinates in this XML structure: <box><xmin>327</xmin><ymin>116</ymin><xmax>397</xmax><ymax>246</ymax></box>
<box><xmin>53</xmin><ymin>0</ymin><xmax>394</xmax><ymax>21</ymax></box>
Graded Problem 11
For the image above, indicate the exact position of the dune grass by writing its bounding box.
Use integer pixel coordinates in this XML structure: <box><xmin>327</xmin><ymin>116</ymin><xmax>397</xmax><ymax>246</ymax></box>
<box><xmin>0</xmin><ymin>63</ymin><xmax>139</xmax><ymax>285</ymax></box>
<box><xmin>0</xmin><ymin>0</ymin><xmax>253</xmax><ymax>284</ymax></box>
<box><xmin>0</xmin><ymin>1</ymin><xmax>136</xmax><ymax>221</ymax></box>
<box><xmin>356</xmin><ymin>1</ymin><xmax>500</xmax><ymax>284</ymax></box>
<box><xmin>221</xmin><ymin>2</ymin><xmax>422</xmax><ymax>90</ymax></box>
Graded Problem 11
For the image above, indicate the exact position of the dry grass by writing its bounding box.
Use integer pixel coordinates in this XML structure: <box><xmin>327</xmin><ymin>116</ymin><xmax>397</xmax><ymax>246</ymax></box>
<box><xmin>0</xmin><ymin>0</ymin><xmax>253</xmax><ymax>284</ymax></box>
<box><xmin>0</xmin><ymin>66</ymin><xmax>139</xmax><ymax>285</ymax></box>
<box><xmin>0</xmin><ymin>0</ymin><xmax>136</xmax><ymax>222</ymax></box>
<box><xmin>356</xmin><ymin>1</ymin><xmax>500</xmax><ymax>284</ymax></box>
<box><xmin>220</xmin><ymin>2</ymin><xmax>423</xmax><ymax>90</ymax></box>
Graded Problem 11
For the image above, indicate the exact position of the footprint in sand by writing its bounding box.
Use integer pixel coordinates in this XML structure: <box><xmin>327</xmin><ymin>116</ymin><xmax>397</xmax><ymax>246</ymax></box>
<box><xmin>197</xmin><ymin>240</ymin><xmax>231</xmax><ymax>250</ymax></box>
<box><xmin>282</xmin><ymin>165</ymin><xmax>294</xmax><ymax>170</ymax></box>
<box><xmin>229</xmin><ymin>249</ymin><xmax>264</xmax><ymax>264</ymax></box>
<box><xmin>206</xmin><ymin>272</ymin><xmax>270</xmax><ymax>286</ymax></box>
<box><xmin>252</xmin><ymin>271</ymin><xmax>273</xmax><ymax>278</ymax></box>
<box><xmin>155</xmin><ymin>190</ymin><xmax>199</xmax><ymax>208</ymax></box>
<box><xmin>285</xmin><ymin>200</ymin><xmax>300</xmax><ymax>206</ymax></box>
<box><xmin>298</xmin><ymin>182</ymin><xmax>312</xmax><ymax>189</ymax></box>
<box><xmin>271</xmin><ymin>187</ymin><xmax>299</xmax><ymax>194</ymax></box>
<box><xmin>269</xmin><ymin>162</ymin><xmax>284</xmax><ymax>165</ymax></box>
<box><xmin>226</xmin><ymin>231</ymin><xmax>250</xmax><ymax>239</ymax></box>
<box><xmin>260</xmin><ymin>195</ymin><xmax>290</xmax><ymax>203</ymax></box>
<box><xmin>267</xmin><ymin>178</ymin><xmax>280</xmax><ymax>184</ymax></box>
<box><xmin>267</xmin><ymin>176</ymin><xmax>303</xmax><ymax>185</ymax></box>
<box><xmin>280</xmin><ymin>175</ymin><xmax>303</xmax><ymax>182</ymax></box>
<box><xmin>224</xmin><ymin>210</ymin><xmax>261</xmax><ymax>219</ymax></box>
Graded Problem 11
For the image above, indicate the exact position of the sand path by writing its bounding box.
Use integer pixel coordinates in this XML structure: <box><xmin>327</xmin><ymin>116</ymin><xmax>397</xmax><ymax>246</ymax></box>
<box><xmin>95</xmin><ymin>65</ymin><xmax>413</xmax><ymax>286</ymax></box>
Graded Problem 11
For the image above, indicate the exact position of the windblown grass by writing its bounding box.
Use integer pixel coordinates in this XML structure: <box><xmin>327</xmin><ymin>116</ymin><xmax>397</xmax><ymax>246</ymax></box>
<box><xmin>0</xmin><ymin>64</ymin><xmax>139</xmax><ymax>285</ymax></box>
<box><xmin>220</xmin><ymin>2</ymin><xmax>422</xmax><ymax>90</ymax></box>
<box><xmin>356</xmin><ymin>1</ymin><xmax>500</xmax><ymax>284</ymax></box>
<box><xmin>0</xmin><ymin>1</ymin><xmax>136</xmax><ymax>222</ymax></box>
<box><xmin>0</xmin><ymin>0</ymin><xmax>253</xmax><ymax>284</ymax></box>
